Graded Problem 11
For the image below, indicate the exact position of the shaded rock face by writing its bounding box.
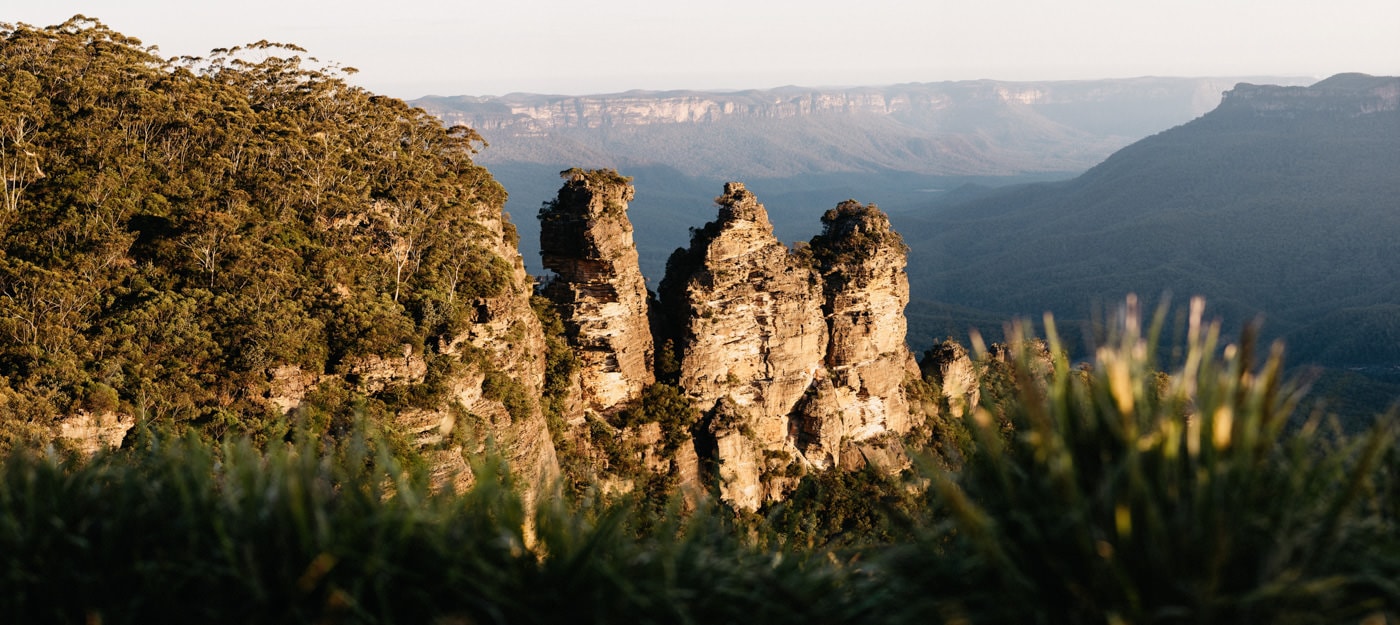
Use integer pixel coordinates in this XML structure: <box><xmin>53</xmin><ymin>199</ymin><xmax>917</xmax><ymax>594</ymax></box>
<box><xmin>539</xmin><ymin>170</ymin><xmax>655</xmax><ymax>414</ymax></box>
<box><xmin>657</xmin><ymin>184</ymin><xmax>918</xmax><ymax>509</ymax></box>
<box><xmin>921</xmin><ymin>341</ymin><xmax>980</xmax><ymax>418</ymax></box>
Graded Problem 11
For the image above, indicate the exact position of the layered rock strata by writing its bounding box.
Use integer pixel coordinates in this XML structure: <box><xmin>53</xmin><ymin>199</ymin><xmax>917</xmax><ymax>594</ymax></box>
<box><xmin>659</xmin><ymin>183</ymin><xmax>829</xmax><ymax>508</ymax></box>
<box><xmin>797</xmin><ymin>201</ymin><xmax>919</xmax><ymax>468</ymax></box>
<box><xmin>655</xmin><ymin>184</ymin><xmax>920</xmax><ymax>509</ymax></box>
<box><xmin>539</xmin><ymin>169</ymin><xmax>655</xmax><ymax>414</ymax></box>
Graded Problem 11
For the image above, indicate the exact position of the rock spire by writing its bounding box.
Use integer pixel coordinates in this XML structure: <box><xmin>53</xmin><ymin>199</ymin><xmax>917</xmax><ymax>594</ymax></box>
<box><xmin>539</xmin><ymin>169</ymin><xmax>655</xmax><ymax>414</ymax></box>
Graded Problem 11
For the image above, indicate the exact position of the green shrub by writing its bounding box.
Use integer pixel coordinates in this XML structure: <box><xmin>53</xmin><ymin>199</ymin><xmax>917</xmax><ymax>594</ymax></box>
<box><xmin>879</xmin><ymin>296</ymin><xmax>1399</xmax><ymax>624</ymax></box>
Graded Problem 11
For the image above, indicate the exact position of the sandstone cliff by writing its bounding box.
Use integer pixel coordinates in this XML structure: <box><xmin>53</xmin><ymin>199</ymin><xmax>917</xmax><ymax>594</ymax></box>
<box><xmin>538</xmin><ymin>169</ymin><xmax>655</xmax><ymax>414</ymax></box>
<box><xmin>798</xmin><ymin>201</ymin><xmax>920</xmax><ymax>468</ymax></box>
<box><xmin>405</xmin><ymin>200</ymin><xmax>560</xmax><ymax>496</ymax></box>
<box><xmin>658</xmin><ymin>183</ymin><xmax>828</xmax><ymax>508</ymax></box>
<box><xmin>653</xmin><ymin>184</ymin><xmax>922</xmax><ymax>509</ymax></box>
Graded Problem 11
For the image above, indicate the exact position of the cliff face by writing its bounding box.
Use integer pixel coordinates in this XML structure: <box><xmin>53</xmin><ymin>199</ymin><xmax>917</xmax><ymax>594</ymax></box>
<box><xmin>538</xmin><ymin>169</ymin><xmax>655</xmax><ymax>414</ymax></box>
<box><xmin>659</xmin><ymin>183</ymin><xmax>828</xmax><ymax>508</ymax></box>
<box><xmin>665</xmin><ymin>183</ymin><xmax>828</xmax><ymax>425</ymax></box>
<box><xmin>653</xmin><ymin>184</ymin><xmax>919</xmax><ymax>509</ymax></box>
<box><xmin>420</xmin><ymin>79</ymin><xmax>1263</xmax><ymax>135</ymax></box>
<box><xmin>1220</xmin><ymin>74</ymin><xmax>1400</xmax><ymax>117</ymax></box>
<box><xmin>431</xmin><ymin>201</ymin><xmax>560</xmax><ymax>496</ymax></box>
<box><xmin>798</xmin><ymin>201</ymin><xmax>919</xmax><ymax>468</ymax></box>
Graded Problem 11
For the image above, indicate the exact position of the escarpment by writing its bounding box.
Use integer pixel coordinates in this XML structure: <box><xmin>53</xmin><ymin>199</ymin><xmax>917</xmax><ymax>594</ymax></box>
<box><xmin>538</xmin><ymin>169</ymin><xmax>655</xmax><ymax>414</ymax></box>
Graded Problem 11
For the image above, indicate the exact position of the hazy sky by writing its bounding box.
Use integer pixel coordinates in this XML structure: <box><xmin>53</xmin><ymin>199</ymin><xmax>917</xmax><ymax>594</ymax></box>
<box><xmin>7</xmin><ymin>1</ymin><xmax>1398</xmax><ymax>98</ymax></box>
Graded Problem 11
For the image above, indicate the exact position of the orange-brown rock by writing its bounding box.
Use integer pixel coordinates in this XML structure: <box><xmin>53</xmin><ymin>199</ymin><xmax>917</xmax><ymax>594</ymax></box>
<box><xmin>799</xmin><ymin>200</ymin><xmax>919</xmax><ymax>468</ymax></box>
<box><xmin>659</xmin><ymin>183</ymin><xmax>827</xmax><ymax>509</ymax></box>
<box><xmin>539</xmin><ymin>169</ymin><xmax>655</xmax><ymax>414</ymax></box>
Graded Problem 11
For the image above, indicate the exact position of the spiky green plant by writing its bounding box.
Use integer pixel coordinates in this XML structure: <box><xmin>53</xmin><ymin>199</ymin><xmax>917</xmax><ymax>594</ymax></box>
<box><xmin>880</xmin><ymin>296</ymin><xmax>1397</xmax><ymax>625</ymax></box>
<box><xmin>0</xmin><ymin>426</ymin><xmax>861</xmax><ymax>624</ymax></box>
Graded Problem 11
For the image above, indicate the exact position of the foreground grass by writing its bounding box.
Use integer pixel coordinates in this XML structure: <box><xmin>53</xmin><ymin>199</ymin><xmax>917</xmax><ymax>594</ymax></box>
<box><xmin>2</xmin><ymin>299</ymin><xmax>1396</xmax><ymax>624</ymax></box>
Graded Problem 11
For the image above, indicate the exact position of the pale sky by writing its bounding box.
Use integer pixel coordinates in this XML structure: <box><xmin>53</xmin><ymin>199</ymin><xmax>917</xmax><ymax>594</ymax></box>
<box><xmin>6</xmin><ymin>1</ymin><xmax>1398</xmax><ymax>98</ymax></box>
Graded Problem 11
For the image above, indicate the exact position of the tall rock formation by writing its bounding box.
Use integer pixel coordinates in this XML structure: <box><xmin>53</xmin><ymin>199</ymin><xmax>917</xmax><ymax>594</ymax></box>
<box><xmin>798</xmin><ymin>201</ymin><xmax>919</xmax><ymax>468</ymax></box>
<box><xmin>538</xmin><ymin>169</ymin><xmax>655</xmax><ymax>414</ymax></box>
<box><xmin>528</xmin><ymin>174</ymin><xmax>925</xmax><ymax>509</ymax></box>
<box><xmin>659</xmin><ymin>183</ymin><xmax>828</xmax><ymax>508</ymax></box>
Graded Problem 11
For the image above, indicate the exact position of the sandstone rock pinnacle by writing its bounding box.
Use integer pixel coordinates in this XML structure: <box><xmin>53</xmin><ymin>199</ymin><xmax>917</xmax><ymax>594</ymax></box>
<box><xmin>539</xmin><ymin>169</ymin><xmax>655</xmax><ymax>414</ymax></box>
<box><xmin>798</xmin><ymin>200</ymin><xmax>919</xmax><ymax>468</ymax></box>
<box><xmin>658</xmin><ymin>182</ymin><xmax>828</xmax><ymax>509</ymax></box>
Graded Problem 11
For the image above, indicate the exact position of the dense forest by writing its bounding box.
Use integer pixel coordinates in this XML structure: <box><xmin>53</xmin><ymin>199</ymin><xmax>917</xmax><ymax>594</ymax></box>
<box><xmin>1</xmin><ymin>18</ymin><xmax>1397</xmax><ymax>624</ymax></box>
<box><xmin>0</xmin><ymin>17</ymin><xmax>515</xmax><ymax>453</ymax></box>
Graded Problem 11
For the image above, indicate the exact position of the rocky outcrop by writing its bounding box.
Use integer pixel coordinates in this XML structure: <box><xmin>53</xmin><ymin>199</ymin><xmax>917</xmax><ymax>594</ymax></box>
<box><xmin>663</xmin><ymin>183</ymin><xmax>828</xmax><ymax>424</ymax></box>
<box><xmin>56</xmin><ymin>411</ymin><xmax>132</xmax><ymax>455</ymax></box>
<box><xmin>798</xmin><ymin>201</ymin><xmax>919</xmax><ymax>468</ymax></box>
<box><xmin>655</xmin><ymin>184</ymin><xmax>923</xmax><ymax>509</ymax></box>
<box><xmin>1220</xmin><ymin>74</ymin><xmax>1400</xmax><ymax>117</ymax></box>
<box><xmin>920</xmin><ymin>341</ymin><xmax>981</xmax><ymax>419</ymax></box>
<box><xmin>539</xmin><ymin>169</ymin><xmax>655</xmax><ymax>414</ymax></box>
<box><xmin>659</xmin><ymin>183</ymin><xmax>829</xmax><ymax>508</ymax></box>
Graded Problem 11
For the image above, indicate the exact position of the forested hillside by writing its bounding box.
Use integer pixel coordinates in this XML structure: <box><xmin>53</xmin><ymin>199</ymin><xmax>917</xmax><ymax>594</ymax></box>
<box><xmin>901</xmin><ymin>75</ymin><xmax>1400</xmax><ymax>368</ymax></box>
<box><xmin>0</xmin><ymin>17</ymin><xmax>519</xmax><ymax>453</ymax></box>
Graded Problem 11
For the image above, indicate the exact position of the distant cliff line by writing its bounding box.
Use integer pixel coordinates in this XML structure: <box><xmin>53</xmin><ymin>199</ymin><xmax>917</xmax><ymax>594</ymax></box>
<box><xmin>415</xmin><ymin>76</ymin><xmax>1310</xmax><ymax>133</ymax></box>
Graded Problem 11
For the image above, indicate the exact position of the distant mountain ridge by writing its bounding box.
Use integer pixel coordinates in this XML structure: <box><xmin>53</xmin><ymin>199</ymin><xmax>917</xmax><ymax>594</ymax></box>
<box><xmin>414</xmin><ymin>77</ymin><xmax>1311</xmax><ymax>178</ymax></box>
<box><xmin>898</xmin><ymin>74</ymin><xmax>1400</xmax><ymax>374</ymax></box>
<box><xmin>412</xmin><ymin>77</ymin><xmax>1313</xmax><ymax>278</ymax></box>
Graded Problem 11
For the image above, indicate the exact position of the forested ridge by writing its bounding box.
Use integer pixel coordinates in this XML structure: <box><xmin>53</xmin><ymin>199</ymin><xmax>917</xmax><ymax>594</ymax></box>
<box><xmin>0</xmin><ymin>17</ymin><xmax>514</xmax><ymax>451</ymax></box>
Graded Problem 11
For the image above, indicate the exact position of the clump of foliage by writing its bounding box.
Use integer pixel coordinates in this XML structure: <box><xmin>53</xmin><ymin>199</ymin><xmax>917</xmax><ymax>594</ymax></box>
<box><xmin>0</xmin><ymin>428</ymin><xmax>858</xmax><ymax>625</ymax></box>
<box><xmin>0</xmin><ymin>17</ymin><xmax>515</xmax><ymax>450</ymax></box>
<box><xmin>765</xmin><ymin>465</ymin><xmax>925</xmax><ymax>551</ymax></box>
<box><xmin>614</xmin><ymin>382</ymin><xmax>700</xmax><ymax>454</ymax></box>
<box><xmin>879</xmin><ymin>297</ymin><xmax>1399</xmax><ymax>624</ymax></box>
<box><xmin>538</xmin><ymin>168</ymin><xmax>635</xmax><ymax>227</ymax></box>
<box><xmin>807</xmin><ymin>200</ymin><xmax>907</xmax><ymax>273</ymax></box>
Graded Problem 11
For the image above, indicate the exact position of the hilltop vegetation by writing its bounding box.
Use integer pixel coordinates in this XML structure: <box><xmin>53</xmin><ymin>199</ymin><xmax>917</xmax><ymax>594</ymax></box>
<box><xmin>0</xmin><ymin>17</ymin><xmax>513</xmax><ymax>452</ymax></box>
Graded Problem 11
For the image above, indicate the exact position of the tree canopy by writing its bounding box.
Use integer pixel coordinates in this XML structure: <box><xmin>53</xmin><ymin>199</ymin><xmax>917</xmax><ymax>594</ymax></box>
<box><xmin>0</xmin><ymin>17</ymin><xmax>513</xmax><ymax>451</ymax></box>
